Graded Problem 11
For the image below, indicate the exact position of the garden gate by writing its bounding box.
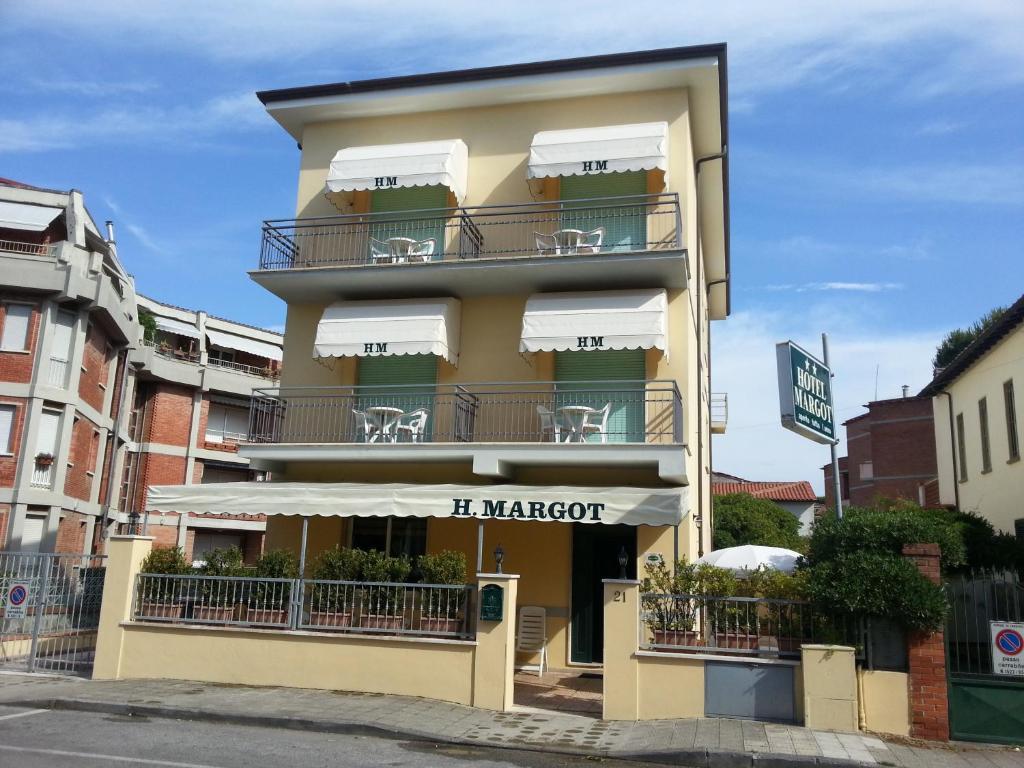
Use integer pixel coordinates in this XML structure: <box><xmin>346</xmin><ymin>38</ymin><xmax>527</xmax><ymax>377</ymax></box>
<box><xmin>945</xmin><ymin>570</ymin><xmax>1024</xmax><ymax>744</ymax></box>
<box><xmin>0</xmin><ymin>551</ymin><xmax>106</xmax><ymax>675</ymax></box>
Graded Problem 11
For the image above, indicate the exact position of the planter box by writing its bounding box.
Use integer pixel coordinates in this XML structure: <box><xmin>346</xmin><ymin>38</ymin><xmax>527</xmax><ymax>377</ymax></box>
<box><xmin>193</xmin><ymin>605</ymin><xmax>236</xmax><ymax>623</ymax></box>
<box><xmin>651</xmin><ymin>629</ymin><xmax>701</xmax><ymax>648</ymax></box>
<box><xmin>420</xmin><ymin>617</ymin><xmax>463</xmax><ymax>635</ymax></box>
<box><xmin>359</xmin><ymin>614</ymin><xmax>403</xmax><ymax>631</ymax></box>
<box><xmin>244</xmin><ymin>607</ymin><xmax>290</xmax><ymax>626</ymax></box>
<box><xmin>139</xmin><ymin>601</ymin><xmax>183</xmax><ymax>620</ymax></box>
<box><xmin>711</xmin><ymin>633</ymin><xmax>759</xmax><ymax>650</ymax></box>
<box><xmin>308</xmin><ymin>611</ymin><xmax>352</xmax><ymax>628</ymax></box>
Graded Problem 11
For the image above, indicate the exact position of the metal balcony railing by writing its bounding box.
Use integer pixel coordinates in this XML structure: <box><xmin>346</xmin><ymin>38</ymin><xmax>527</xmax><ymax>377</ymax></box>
<box><xmin>249</xmin><ymin>381</ymin><xmax>684</xmax><ymax>446</ymax></box>
<box><xmin>0</xmin><ymin>238</ymin><xmax>57</xmax><ymax>258</ymax></box>
<box><xmin>258</xmin><ymin>193</ymin><xmax>683</xmax><ymax>270</ymax></box>
<box><xmin>141</xmin><ymin>337</ymin><xmax>201</xmax><ymax>363</ymax></box>
<box><xmin>207</xmin><ymin>356</ymin><xmax>280</xmax><ymax>379</ymax></box>
<box><xmin>711</xmin><ymin>392</ymin><xmax>728</xmax><ymax>433</ymax></box>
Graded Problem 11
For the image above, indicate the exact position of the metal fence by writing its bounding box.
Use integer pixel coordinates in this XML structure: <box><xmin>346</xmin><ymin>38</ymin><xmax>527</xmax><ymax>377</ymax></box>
<box><xmin>207</xmin><ymin>356</ymin><xmax>280</xmax><ymax>379</ymax></box>
<box><xmin>249</xmin><ymin>380</ymin><xmax>683</xmax><ymax>446</ymax></box>
<box><xmin>0</xmin><ymin>238</ymin><xmax>56</xmax><ymax>258</ymax></box>
<box><xmin>946</xmin><ymin>569</ymin><xmax>1024</xmax><ymax>677</ymax></box>
<box><xmin>132</xmin><ymin>573</ymin><xmax>476</xmax><ymax>640</ymax></box>
<box><xmin>0</xmin><ymin>551</ymin><xmax>107</xmax><ymax>674</ymax></box>
<box><xmin>258</xmin><ymin>193</ymin><xmax>682</xmax><ymax>270</ymax></box>
<box><xmin>640</xmin><ymin>592</ymin><xmax>865</xmax><ymax>659</ymax></box>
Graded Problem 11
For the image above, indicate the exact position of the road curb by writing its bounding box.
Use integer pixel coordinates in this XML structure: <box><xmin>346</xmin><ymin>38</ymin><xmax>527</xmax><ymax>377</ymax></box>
<box><xmin>11</xmin><ymin>696</ymin><xmax>878</xmax><ymax>768</ymax></box>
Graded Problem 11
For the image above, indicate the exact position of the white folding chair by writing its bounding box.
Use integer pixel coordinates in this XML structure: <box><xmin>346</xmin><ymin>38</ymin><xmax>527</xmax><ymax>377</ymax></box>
<box><xmin>576</xmin><ymin>227</ymin><xmax>605</xmax><ymax>254</ymax></box>
<box><xmin>515</xmin><ymin>606</ymin><xmax>548</xmax><ymax>677</ymax></box>
<box><xmin>581</xmin><ymin>402</ymin><xmax>612</xmax><ymax>443</ymax></box>
<box><xmin>395</xmin><ymin>408</ymin><xmax>430</xmax><ymax>443</ymax></box>
<box><xmin>535</xmin><ymin>232</ymin><xmax>558</xmax><ymax>255</ymax></box>
<box><xmin>406</xmin><ymin>238</ymin><xmax>436</xmax><ymax>262</ymax></box>
<box><xmin>537</xmin><ymin>405</ymin><xmax>562</xmax><ymax>442</ymax></box>
<box><xmin>352</xmin><ymin>409</ymin><xmax>382</xmax><ymax>443</ymax></box>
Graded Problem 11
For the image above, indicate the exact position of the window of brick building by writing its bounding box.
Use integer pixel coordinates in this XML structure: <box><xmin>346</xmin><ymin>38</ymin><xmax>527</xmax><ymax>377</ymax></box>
<box><xmin>1005</xmin><ymin>380</ymin><xmax>1020</xmax><ymax>463</ymax></box>
<box><xmin>859</xmin><ymin>461</ymin><xmax>874</xmax><ymax>481</ymax></box>
<box><xmin>0</xmin><ymin>404</ymin><xmax>14</xmax><ymax>453</ymax></box>
<box><xmin>1</xmin><ymin>303</ymin><xmax>32</xmax><ymax>351</ymax></box>
<box><xmin>1015</xmin><ymin>518</ymin><xmax>1024</xmax><ymax>541</ymax></box>
<box><xmin>956</xmin><ymin>412</ymin><xmax>968</xmax><ymax>482</ymax></box>
<box><xmin>979</xmin><ymin>397</ymin><xmax>992</xmax><ymax>474</ymax></box>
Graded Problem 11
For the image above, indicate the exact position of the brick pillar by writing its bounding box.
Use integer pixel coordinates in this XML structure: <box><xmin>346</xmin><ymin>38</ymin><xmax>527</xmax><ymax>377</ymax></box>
<box><xmin>902</xmin><ymin>543</ymin><xmax>949</xmax><ymax>741</ymax></box>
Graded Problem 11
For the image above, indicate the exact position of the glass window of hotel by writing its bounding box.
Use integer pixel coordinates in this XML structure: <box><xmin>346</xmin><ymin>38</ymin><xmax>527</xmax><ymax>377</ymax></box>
<box><xmin>0</xmin><ymin>303</ymin><xmax>32</xmax><ymax>350</ymax></box>
<box><xmin>1005</xmin><ymin>380</ymin><xmax>1020</xmax><ymax>462</ymax></box>
<box><xmin>956</xmin><ymin>412</ymin><xmax>968</xmax><ymax>481</ymax></box>
<box><xmin>0</xmin><ymin>404</ymin><xmax>14</xmax><ymax>453</ymax></box>
<box><xmin>978</xmin><ymin>397</ymin><xmax>992</xmax><ymax>473</ymax></box>
<box><xmin>205</xmin><ymin>403</ymin><xmax>249</xmax><ymax>443</ymax></box>
<box><xmin>350</xmin><ymin>517</ymin><xmax>426</xmax><ymax>561</ymax></box>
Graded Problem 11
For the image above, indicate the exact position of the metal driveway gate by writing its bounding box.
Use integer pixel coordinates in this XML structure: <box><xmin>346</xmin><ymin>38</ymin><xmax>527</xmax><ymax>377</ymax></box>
<box><xmin>0</xmin><ymin>551</ymin><xmax>106</xmax><ymax>675</ymax></box>
<box><xmin>946</xmin><ymin>570</ymin><xmax>1024</xmax><ymax>745</ymax></box>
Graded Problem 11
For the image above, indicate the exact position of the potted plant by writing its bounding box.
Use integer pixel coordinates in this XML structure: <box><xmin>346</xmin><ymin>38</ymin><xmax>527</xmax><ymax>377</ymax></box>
<box><xmin>138</xmin><ymin>547</ymin><xmax>190</xmax><ymax>619</ymax></box>
<box><xmin>34</xmin><ymin>452</ymin><xmax>54</xmax><ymax>467</ymax></box>
<box><xmin>415</xmin><ymin>550</ymin><xmax>468</xmax><ymax>635</ymax></box>
<box><xmin>694</xmin><ymin>564</ymin><xmax>760</xmax><ymax>650</ymax></box>
<box><xmin>740</xmin><ymin>567</ymin><xmax>809</xmax><ymax>653</ymax></box>
<box><xmin>358</xmin><ymin>550</ymin><xmax>411</xmax><ymax>630</ymax></box>
<box><xmin>308</xmin><ymin>547</ymin><xmax>364</xmax><ymax>628</ymax></box>
<box><xmin>244</xmin><ymin>549</ymin><xmax>298</xmax><ymax>625</ymax></box>
<box><xmin>641</xmin><ymin>558</ymin><xmax>701</xmax><ymax>648</ymax></box>
<box><xmin>193</xmin><ymin>547</ymin><xmax>246</xmax><ymax>622</ymax></box>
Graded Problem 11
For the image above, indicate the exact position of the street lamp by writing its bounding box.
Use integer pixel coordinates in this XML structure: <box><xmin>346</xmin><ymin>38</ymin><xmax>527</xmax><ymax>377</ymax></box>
<box><xmin>618</xmin><ymin>546</ymin><xmax>628</xmax><ymax>579</ymax></box>
<box><xmin>494</xmin><ymin>545</ymin><xmax>505</xmax><ymax>574</ymax></box>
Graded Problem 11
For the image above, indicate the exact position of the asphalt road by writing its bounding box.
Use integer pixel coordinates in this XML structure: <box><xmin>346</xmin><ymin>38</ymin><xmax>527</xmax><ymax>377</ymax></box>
<box><xmin>0</xmin><ymin>704</ymin><xmax>667</xmax><ymax>768</ymax></box>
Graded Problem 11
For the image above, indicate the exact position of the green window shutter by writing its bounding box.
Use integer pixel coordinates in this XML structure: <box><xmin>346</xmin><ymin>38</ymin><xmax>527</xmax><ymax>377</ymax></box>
<box><xmin>370</xmin><ymin>186</ymin><xmax>449</xmax><ymax>261</ymax></box>
<box><xmin>559</xmin><ymin>172</ymin><xmax>648</xmax><ymax>253</ymax></box>
<box><xmin>554</xmin><ymin>349</ymin><xmax>645</xmax><ymax>443</ymax></box>
<box><xmin>356</xmin><ymin>354</ymin><xmax>438</xmax><ymax>441</ymax></box>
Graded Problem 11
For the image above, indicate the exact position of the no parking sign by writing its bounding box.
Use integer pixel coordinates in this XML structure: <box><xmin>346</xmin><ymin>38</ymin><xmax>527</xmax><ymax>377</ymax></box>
<box><xmin>991</xmin><ymin>621</ymin><xmax>1024</xmax><ymax>676</ymax></box>
<box><xmin>5</xmin><ymin>581</ymin><xmax>31</xmax><ymax>619</ymax></box>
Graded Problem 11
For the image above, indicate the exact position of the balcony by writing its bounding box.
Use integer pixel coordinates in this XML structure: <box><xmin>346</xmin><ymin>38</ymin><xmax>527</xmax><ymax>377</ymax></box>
<box><xmin>207</xmin><ymin>356</ymin><xmax>280</xmax><ymax>380</ymax></box>
<box><xmin>241</xmin><ymin>381</ymin><xmax>688</xmax><ymax>484</ymax></box>
<box><xmin>711</xmin><ymin>392</ymin><xmax>728</xmax><ymax>434</ymax></box>
<box><xmin>0</xmin><ymin>238</ymin><xmax>57</xmax><ymax>258</ymax></box>
<box><xmin>251</xmin><ymin>194</ymin><xmax>687</xmax><ymax>302</ymax></box>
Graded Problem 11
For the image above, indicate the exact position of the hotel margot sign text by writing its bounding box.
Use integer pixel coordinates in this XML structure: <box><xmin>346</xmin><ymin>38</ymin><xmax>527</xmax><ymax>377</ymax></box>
<box><xmin>776</xmin><ymin>341</ymin><xmax>836</xmax><ymax>445</ymax></box>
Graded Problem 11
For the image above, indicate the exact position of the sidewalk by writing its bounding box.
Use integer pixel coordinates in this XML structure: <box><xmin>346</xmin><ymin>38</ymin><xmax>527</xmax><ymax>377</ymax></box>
<box><xmin>0</xmin><ymin>672</ymin><xmax>1020</xmax><ymax>768</ymax></box>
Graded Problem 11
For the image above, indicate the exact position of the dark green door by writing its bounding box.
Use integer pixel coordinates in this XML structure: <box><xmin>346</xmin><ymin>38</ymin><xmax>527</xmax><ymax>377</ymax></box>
<box><xmin>370</xmin><ymin>186</ymin><xmax>448</xmax><ymax>261</ymax></box>
<box><xmin>560</xmin><ymin>171</ymin><xmax>647</xmax><ymax>252</ymax></box>
<box><xmin>570</xmin><ymin>524</ymin><xmax>637</xmax><ymax>664</ymax></box>
<box><xmin>555</xmin><ymin>349</ymin><xmax>645</xmax><ymax>443</ymax></box>
<box><xmin>356</xmin><ymin>354</ymin><xmax>437</xmax><ymax>441</ymax></box>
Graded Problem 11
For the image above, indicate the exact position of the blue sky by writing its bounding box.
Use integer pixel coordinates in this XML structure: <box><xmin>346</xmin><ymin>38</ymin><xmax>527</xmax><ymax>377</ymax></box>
<box><xmin>3</xmin><ymin>1</ymin><xmax>1022</xmax><ymax>490</ymax></box>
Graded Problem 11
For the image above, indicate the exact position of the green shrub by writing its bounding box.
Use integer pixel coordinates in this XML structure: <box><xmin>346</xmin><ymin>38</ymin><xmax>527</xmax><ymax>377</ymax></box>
<box><xmin>417</xmin><ymin>551</ymin><xmax>467</xmax><ymax>585</ymax></box>
<box><xmin>737</xmin><ymin>566</ymin><xmax>808</xmax><ymax>600</ymax></box>
<box><xmin>254</xmin><ymin>549</ymin><xmax>299</xmax><ymax>579</ymax></box>
<box><xmin>198</xmin><ymin>547</ymin><xmax>247</xmax><ymax>577</ymax></box>
<box><xmin>807</xmin><ymin>501</ymin><xmax>965</xmax><ymax>570</ymax></box>
<box><xmin>140</xmin><ymin>546</ymin><xmax>190</xmax><ymax>575</ymax></box>
<box><xmin>713</xmin><ymin>493</ymin><xmax>804</xmax><ymax>551</ymax></box>
<box><xmin>361</xmin><ymin>549</ymin><xmax>412</xmax><ymax>583</ymax></box>
<box><xmin>311</xmin><ymin>547</ymin><xmax>365</xmax><ymax>582</ymax></box>
<box><xmin>806</xmin><ymin>553</ymin><xmax>946</xmax><ymax>632</ymax></box>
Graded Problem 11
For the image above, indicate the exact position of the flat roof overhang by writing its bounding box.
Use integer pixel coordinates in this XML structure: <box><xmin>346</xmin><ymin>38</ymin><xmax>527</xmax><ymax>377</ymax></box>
<box><xmin>249</xmin><ymin>249</ymin><xmax>688</xmax><ymax>303</ymax></box>
<box><xmin>239</xmin><ymin>442</ymin><xmax>688</xmax><ymax>486</ymax></box>
<box><xmin>256</xmin><ymin>44</ymin><xmax>729</xmax><ymax>317</ymax></box>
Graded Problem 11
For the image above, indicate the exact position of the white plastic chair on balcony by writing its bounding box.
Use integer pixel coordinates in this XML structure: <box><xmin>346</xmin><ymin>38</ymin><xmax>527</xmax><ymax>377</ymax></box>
<box><xmin>352</xmin><ymin>408</ymin><xmax>384</xmax><ymax>443</ymax></box>
<box><xmin>581</xmin><ymin>402</ymin><xmax>612</xmax><ymax>443</ymax></box>
<box><xmin>515</xmin><ymin>606</ymin><xmax>548</xmax><ymax>677</ymax></box>
<box><xmin>395</xmin><ymin>408</ymin><xmax>430</xmax><ymax>443</ymax></box>
<box><xmin>537</xmin><ymin>405</ymin><xmax>562</xmax><ymax>443</ymax></box>
<box><xmin>369</xmin><ymin>238</ymin><xmax>397</xmax><ymax>264</ymax></box>
<box><xmin>404</xmin><ymin>238</ymin><xmax>436</xmax><ymax>263</ymax></box>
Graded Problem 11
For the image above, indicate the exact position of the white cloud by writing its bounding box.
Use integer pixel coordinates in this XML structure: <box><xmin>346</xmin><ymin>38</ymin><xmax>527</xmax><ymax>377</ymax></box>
<box><xmin>712</xmin><ymin>307</ymin><xmax>941</xmax><ymax>494</ymax></box>
<box><xmin>0</xmin><ymin>90</ymin><xmax>268</xmax><ymax>153</ymax></box>
<box><xmin>917</xmin><ymin>119</ymin><xmax>967</xmax><ymax>136</ymax></box>
<box><xmin>763</xmin><ymin>282</ymin><xmax>903</xmax><ymax>293</ymax></box>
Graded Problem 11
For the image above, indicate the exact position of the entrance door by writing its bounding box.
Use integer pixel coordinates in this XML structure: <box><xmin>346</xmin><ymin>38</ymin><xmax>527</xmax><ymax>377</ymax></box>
<box><xmin>570</xmin><ymin>523</ymin><xmax>636</xmax><ymax>664</ymax></box>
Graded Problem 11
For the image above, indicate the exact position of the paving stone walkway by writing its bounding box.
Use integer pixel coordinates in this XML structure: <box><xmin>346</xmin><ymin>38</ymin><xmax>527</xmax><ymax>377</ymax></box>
<box><xmin>0</xmin><ymin>672</ymin><xmax>1021</xmax><ymax>767</ymax></box>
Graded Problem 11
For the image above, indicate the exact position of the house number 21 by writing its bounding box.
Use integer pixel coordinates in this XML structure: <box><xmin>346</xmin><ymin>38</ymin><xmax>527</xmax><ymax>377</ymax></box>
<box><xmin>613</xmin><ymin>590</ymin><xmax>626</xmax><ymax>602</ymax></box>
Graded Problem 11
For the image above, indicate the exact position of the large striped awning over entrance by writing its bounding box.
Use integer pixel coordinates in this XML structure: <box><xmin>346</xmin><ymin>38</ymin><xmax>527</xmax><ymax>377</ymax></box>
<box><xmin>147</xmin><ymin>482</ymin><xmax>686</xmax><ymax>527</ymax></box>
<box><xmin>519</xmin><ymin>289</ymin><xmax>668</xmax><ymax>356</ymax></box>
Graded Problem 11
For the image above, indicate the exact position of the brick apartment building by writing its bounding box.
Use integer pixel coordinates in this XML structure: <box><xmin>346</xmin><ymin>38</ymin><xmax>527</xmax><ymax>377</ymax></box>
<box><xmin>121</xmin><ymin>295</ymin><xmax>283</xmax><ymax>564</ymax></box>
<box><xmin>823</xmin><ymin>393</ymin><xmax>938</xmax><ymax>509</ymax></box>
<box><xmin>0</xmin><ymin>178</ymin><xmax>283</xmax><ymax>561</ymax></box>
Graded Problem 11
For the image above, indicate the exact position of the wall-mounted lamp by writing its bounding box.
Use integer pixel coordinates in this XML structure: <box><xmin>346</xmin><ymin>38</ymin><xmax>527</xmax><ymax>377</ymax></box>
<box><xmin>494</xmin><ymin>544</ymin><xmax>505</xmax><ymax>574</ymax></box>
<box><xmin>618</xmin><ymin>546</ymin><xmax>628</xmax><ymax>580</ymax></box>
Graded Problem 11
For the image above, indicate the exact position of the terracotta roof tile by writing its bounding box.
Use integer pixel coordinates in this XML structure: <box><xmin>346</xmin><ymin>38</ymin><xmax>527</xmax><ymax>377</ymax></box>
<box><xmin>713</xmin><ymin>481</ymin><xmax>818</xmax><ymax>502</ymax></box>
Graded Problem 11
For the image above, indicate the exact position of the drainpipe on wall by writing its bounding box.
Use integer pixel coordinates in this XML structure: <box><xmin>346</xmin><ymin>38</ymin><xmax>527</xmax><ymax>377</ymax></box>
<box><xmin>937</xmin><ymin>390</ymin><xmax>960</xmax><ymax>511</ymax></box>
<box><xmin>694</xmin><ymin>147</ymin><xmax>727</xmax><ymax>559</ymax></box>
<box><xmin>98</xmin><ymin>345</ymin><xmax>133</xmax><ymax>550</ymax></box>
<box><xmin>704</xmin><ymin>276</ymin><xmax>729</xmax><ymax>555</ymax></box>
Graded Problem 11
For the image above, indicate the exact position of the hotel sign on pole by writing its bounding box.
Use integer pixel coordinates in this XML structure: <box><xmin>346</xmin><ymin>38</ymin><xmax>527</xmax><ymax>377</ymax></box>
<box><xmin>776</xmin><ymin>341</ymin><xmax>836</xmax><ymax>444</ymax></box>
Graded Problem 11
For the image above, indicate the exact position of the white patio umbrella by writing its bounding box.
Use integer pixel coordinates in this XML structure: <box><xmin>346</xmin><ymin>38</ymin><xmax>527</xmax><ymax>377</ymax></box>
<box><xmin>697</xmin><ymin>545</ymin><xmax>802</xmax><ymax>575</ymax></box>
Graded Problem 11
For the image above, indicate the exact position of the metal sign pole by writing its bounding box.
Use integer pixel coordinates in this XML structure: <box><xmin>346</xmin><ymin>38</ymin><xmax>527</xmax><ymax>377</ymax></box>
<box><xmin>822</xmin><ymin>333</ymin><xmax>843</xmax><ymax>519</ymax></box>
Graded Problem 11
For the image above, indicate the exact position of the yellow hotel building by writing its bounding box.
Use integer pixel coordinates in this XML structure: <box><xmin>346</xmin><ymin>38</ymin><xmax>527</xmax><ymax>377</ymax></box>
<box><xmin>151</xmin><ymin>44</ymin><xmax>730</xmax><ymax>671</ymax></box>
